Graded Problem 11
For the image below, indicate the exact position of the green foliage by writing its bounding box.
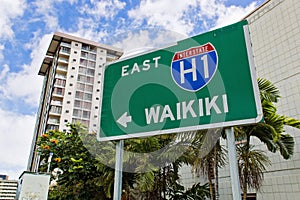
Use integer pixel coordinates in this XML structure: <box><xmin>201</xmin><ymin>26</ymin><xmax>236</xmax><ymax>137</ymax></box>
<box><xmin>37</xmin><ymin>123</ymin><xmax>112</xmax><ymax>200</ymax></box>
<box><xmin>184</xmin><ymin>183</ymin><xmax>210</xmax><ymax>200</ymax></box>
<box><xmin>237</xmin><ymin>145</ymin><xmax>271</xmax><ymax>191</ymax></box>
<box><xmin>236</xmin><ymin>78</ymin><xmax>300</xmax><ymax>199</ymax></box>
<box><xmin>258</xmin><ymin>77</ymin><xmax>280</xmax><ymax>103</ymax></box>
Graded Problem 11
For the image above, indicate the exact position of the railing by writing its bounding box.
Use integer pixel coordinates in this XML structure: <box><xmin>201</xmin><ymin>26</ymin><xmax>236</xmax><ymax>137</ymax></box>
<box><xmin>58</xmin><ymin>57</ymin><xmax>69</xmax><ymax>63</ymax></box>
<box><xmin>55</xmin><ymin>74</ymin><xmax>66</xmax><ymax>79</ymax></box>
<box><xmin>61</xmin><ymin>42</ymin><xmax>71</xmax><ymax>48</ymax></box>
<box><xmin>57</xmin><ymin>65</ymin><xmax>68</xmax><ymax>71</ymax></box>
<box><xmin>51</xmin><ymin>100</ymin><xmax>63</xmax><ymax>106</ymax></box>
<box><xmin>48</xmin><ymin>118</ymin><xmax>60</xmax><ymax>124</ymax></box>
<box><xmin>60</xmin><ymin>49</ymin><xmax>70</xmax><ymax>55</ymax></box>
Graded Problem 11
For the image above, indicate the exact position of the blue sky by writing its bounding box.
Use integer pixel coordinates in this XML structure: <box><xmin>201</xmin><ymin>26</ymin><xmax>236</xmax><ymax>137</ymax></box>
<box><xmin>0</xmin><ymin>0</ymin><xmax>265</xmax><ymax>179</ymax></box>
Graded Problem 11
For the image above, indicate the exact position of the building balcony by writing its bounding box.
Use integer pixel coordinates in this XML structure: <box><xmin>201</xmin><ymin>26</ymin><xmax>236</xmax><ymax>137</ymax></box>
<box><xmin>55</xmin><ymin>74</ymin><xmax>66</xmax><ymax>79</ymax></box>
<box><xmin>52</xmin><ymin>91</ymin><xmax>64</xmax><ymax>97</ymax></box>
<box><xmin>51</xmin><ymin>100</ymin><xmax>63</xmax><ymax>106</ymax></box>
<box><xmin>47</xmin><ymin>118</ymin><xmax>60</xmax><ymax>125</ymax></box>
<box><xmin>46</xmin><ymin>124</ymin><xmax>59</xmax><ymax>131</ymax></box>
<box><xmin>59</xmin><ymin>49</ymin><xmax>70</xmax><ymax>55</ymax></box>
<box><xmin>106</xmin><ymin>53</ymin><xmax>118</xmax><ymax>62</ymax></box>
<box><xmin>56</xmin><ymin>65</ymin><xmax>68</xmax><ymax>72</ymax></box>
<box><xmin>61</xmin><ymin>42</ymin><xmax>71</xmax><ymax>48</ymax></box>
<box><xmin>58</xmin><ymin>57</ymin><xmax>69</xmax><ymax>64</ymax></box>
<box><xmin>49</xmin><ymin>110</ymin><xmax>61</xmax><ymax>116</ymax></box>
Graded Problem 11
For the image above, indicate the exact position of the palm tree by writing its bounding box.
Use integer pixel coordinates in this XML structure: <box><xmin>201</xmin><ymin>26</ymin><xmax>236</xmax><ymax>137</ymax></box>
<box><xmin>237</xmin><ymin>144</ymin><xmax>271</xmax><ymax>200</ymax></box>
<box><xmin>236</xmin><ymin>78</ymin><xmax>300</xmax><ymax>199</ymax></box>
<box><xmin>189</xmin><ymin>129</ymin><xmax>227</xmax><ymax>200</ymax></box>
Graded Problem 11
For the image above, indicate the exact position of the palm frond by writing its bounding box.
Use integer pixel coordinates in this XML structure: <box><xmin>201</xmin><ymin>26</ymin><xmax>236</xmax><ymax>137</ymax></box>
<box><xmin>250</xmin><ymin>123</ymin><xmax>277</xmax><ymax>153</ymax></box>
<box><xmin>275</xmin><ymin>134</ymin><xmax>294</xmax><ymax>159</ymax></box>
<box><xmin>284</xmin><ymin>117</ymin><xmax>300</xmax><ymax>129</ymax></box>
<box><xmin>258</xmin><ymin>78</ymin><xmax>281</xmax><ymax>103</ymax></box>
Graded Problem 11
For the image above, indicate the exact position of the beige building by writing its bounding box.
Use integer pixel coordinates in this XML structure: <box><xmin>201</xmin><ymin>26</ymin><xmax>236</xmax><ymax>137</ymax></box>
<box><xmin>27</xmin><ymin>32</ymin><xmax>123</xmax><ymax>172</ymax></box>
<box><xmin>0</xmin><ymin>175</ymin><xmax>18</xmax><ymax>200</ymax></box>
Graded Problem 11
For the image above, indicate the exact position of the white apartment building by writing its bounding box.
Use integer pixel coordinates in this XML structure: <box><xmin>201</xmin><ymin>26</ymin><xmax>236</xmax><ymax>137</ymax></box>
<box><xmin>27</xmin><ymin>32</ymin><xmax>123</xmax><ymax>172</ymax></box>
<box><xmin>180</xmin><ymin>0</ymin><xmax>300</xmax><ymax>199</ymax></box>
<box><xmin>0</xmin><ymin>177</ymin><xmax>18</xmax><ymax>200</ymax></box>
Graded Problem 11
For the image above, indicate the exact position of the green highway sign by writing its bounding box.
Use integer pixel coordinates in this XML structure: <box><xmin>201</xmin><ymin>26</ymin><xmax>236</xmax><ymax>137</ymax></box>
<box><xmin>98</xmin><ymin>20</ymin><xmax>263</xmax><ymax>141</ymax></box>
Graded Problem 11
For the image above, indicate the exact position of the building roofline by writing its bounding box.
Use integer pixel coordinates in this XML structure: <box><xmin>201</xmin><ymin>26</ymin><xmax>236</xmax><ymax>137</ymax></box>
<box><xmin>243</xmin><ymin>0</ymin><xmax>271</xmax><ymax>20</ymax></box>
<box><xmin>38</xmin><ymin>32</ymin><xmax>123</xmax><ymax>76</ymax></box>
<box><xmin>53</xmin><ymin>32</ymin><xmax>123</xmax><ymax>53</ymax></box>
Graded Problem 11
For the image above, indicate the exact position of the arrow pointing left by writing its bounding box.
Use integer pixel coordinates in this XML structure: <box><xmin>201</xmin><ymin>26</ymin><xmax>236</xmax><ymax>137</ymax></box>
<box><xmin>116</xmin><ymin>112</ymin><xmax>132</xmax><ymax>128</ymax></box>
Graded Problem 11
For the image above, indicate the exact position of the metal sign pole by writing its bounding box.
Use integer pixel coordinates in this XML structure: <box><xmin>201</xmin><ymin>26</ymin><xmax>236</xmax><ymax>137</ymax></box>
<box><xmin>226</xmin><ymin>127</ymin><xmax>241</xmax><ymax>200</ymax></box>
<box><xmin>113</xmin><ymin>140</ymin><xmax>124</xmax><ymax>200</ymax></box>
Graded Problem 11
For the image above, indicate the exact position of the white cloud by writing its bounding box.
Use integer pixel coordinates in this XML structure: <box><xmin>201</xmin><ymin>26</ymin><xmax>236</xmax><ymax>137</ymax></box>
<box><xmin>128</xmin><ymin>0</ymin><xmax>197</xmax><ymax>35</ymax></box>
<box><xmin>128</xmin><ymin>0</ymin><xmax>258</xmax><ymax>35</ymax></box>
<box><xmin>0</xmin><ymin>44</ymin><xmax>5</xmax><ymax>61</ymax></box>
<box><xmin>32</xmin><ymin>1</ymin><xmax>60</xmax><ymax>30</ymax></box>
<box><xmin>0</xmin><ymin>0</ymin><xmax>26</xmax><ymax>40</ymax></box>
<box><xmin>196</xmin><ymin>0</ymin><xmax>258</xmax><ymax>30</ymax></box>
<box><xmin>112</xmin><ymin>29</ymin><xmax>188</xmax><ymax>58</ymax></box>
<box><xmin>80</xmin><ymin>0</ymin><xmax>126</xmax><ymax>20</ymax></box>
<box><xmin>0</xmin><ymin>109</ymin><xmax>35</xmax><ymax>180</ymax></box>
<box><xmin>63</xmin><ymin>18</ymin><xmax>109</xmax><ymax>42</ymax></box>
<box><xmin>0</xmin><ymin>34</ymin><xmax>52</xmax><ymax>107</ymax></box>
<box><xmin>0</xmin><ymin>64</ymin><xmax>9</xmax><ymax>80</ymax></box>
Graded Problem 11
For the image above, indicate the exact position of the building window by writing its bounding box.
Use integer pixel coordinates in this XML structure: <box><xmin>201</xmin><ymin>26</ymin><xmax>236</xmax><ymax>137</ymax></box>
<box><xmin>74</xmin><ymin>100</ymin><xmax>81</xmax><ymax>108</ymax></box>
<box><xmin>73</xmin><ymin>109</ymin><xmax>81</xmax><ymax>117</ymax></box>
<box><xmin>74</xmin><ymin>51</ymin><xmax>77</xmax><ymax>54</ymax></box>
<box><xmin>85</xmin><ymin>85</ymin><xmax>93</xmax><ymax>92</ymax></box>
<box><xmin>75</xmin><ymin>91</ymin><xmax>84</xmax><ymax>99</ymax></box>
<box><xmin>80</xmin><ymin>58</ymin><xmax>87</xmax><ymax>66</ymax></box>
<box><xmin>88</xmin><ymin>61</ymin><xmax>96</xmax><ymax>68</ymax></box>
<box><xmin>67</xmin><ymin>101</ymin><xmax>70</xmax><ymax>104</ymax></box>
<box><xmin>50</xmin><ymin>105</ymin><xmax>62</xmax><ymax>114</ymax></box>
<box><xmin>96</xmin><ymin>97</ymin><xmax>99</xmax><ymax>100</ymax></box>
<box><xmin>64</xmin><ymin>119</ymin><xmax>68</xmax><ymax>122</ymax></box>
<box><xmin>70</xmin><ymin>83</ymin><xmax>73</xmax><ymax>86</ymax></box>
<box><xmin>53</xmin><ymin>87</ymin><xmax>64</xmax><ymax>96</ymax></box>
<box><xmin>82</xmin><ymin>110</ymin><xmax>91</xmax><ymax>119</ymax></box>
<box><xmin>95</xmin><ymin>106</ymin><xmax>98</xmax><ymax>109</ymax></box>
<box><xmin>83</xmin><ymin>93</ymin><xmax>92</xmax><ymax>101</ymax></box>
<box><xmin>87</xmin><ymin>68</ymin><xmax>95</xmax><ymax>76</ymax></box>
<box><xmin>81</xmin><ymin>51</ymin><xmax>88</xmax><ymax>58</ymax></box>
<box><xmin>87</xmin><ymin>76</ymin><xmax>94</xmax><ymax>84</ymax></box>
<box><xmin>72</xmin><ymin>66</ymin><xmax>75</xmax><ymax>70</ymax></box>
<box><xmin>66</xmin><ymin>110</ymin><xmax>69</xmax><ymax>113</ymax></box>
<box><xmin>75</xmin><ymin>43</ymin><xmax>79</xmax><ymax>46</ymax></box>
<box><xmin>88</xmin><ymin>53</ymin><xmax>96</xmax><ymax>61</ymax></box>
<box><xmin>70</xmin><ymin>75</ymin><xmax>74</xmax><ymax>78</ymax></box>
<box><xmin>68</xmin><ymin>92</ymin><xmax>72</xmax><ymax>95</ymax></box>
<box><xmin>73</xmin><ymin>59</ymin><xmax>76</xmax><ymax>62</ymax></box>
<box><xmin>77</xmin><ymin>83</ymin><xmax>85</xmax><ymax>90</ymax></box>
<box><xmin>96</xmin><ymin>89</ymin><xmax>100</xmax><ymax>92</ymax></box>
<box><xmin>55</xmin><ymin>79</ymin><xmax>66</xmax><ymax>87</ymax></box>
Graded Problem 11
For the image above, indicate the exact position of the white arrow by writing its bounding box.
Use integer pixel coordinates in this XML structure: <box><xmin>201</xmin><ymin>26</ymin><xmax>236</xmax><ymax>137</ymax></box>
<box><xmin>116</xmin><ymin>112</ymin><xmax>132</xmax><ymax>128</ymax></box>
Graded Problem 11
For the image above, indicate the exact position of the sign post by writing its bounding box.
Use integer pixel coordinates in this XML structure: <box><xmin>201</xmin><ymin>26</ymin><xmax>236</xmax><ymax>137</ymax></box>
<box><xmin>226</xmin><ymin>127</ymin><xmax>241</xmax><ymax>199</ymax></box>
<box><xmin>113</xmin><ymin>140</ymin><xmax>124</xmax><ymax>200</ymax></box>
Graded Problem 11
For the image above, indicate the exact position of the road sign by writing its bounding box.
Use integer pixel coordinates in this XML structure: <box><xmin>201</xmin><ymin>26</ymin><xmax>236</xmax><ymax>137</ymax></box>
<box><xmin>98</xmin><ymin>20</ymin><xmax>262</xmax><ymax>141</ymax></box>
